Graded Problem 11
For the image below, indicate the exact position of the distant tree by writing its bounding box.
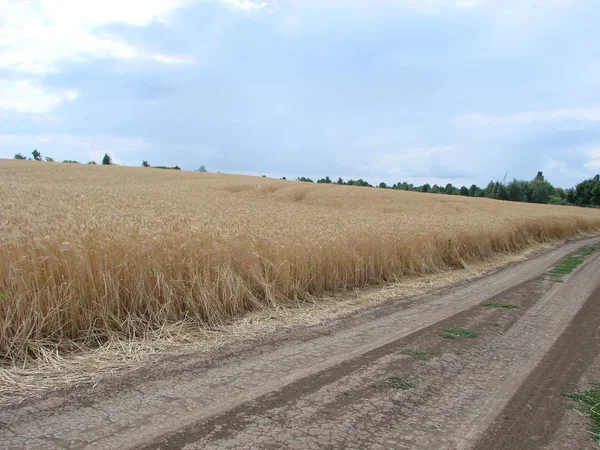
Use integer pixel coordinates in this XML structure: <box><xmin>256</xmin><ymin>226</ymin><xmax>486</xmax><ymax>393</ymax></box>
<box><xmin>534</xmin><ymin>171</ymin><xmax>545</xmax><ymax>181</ymax></box>
<box><xmin>87</xmin><ymin>160</ymin><xmax>97</xmax><ymax>165</ymax></box>
<box><xmin>142</xmin><ymin>160</ymin><xmax>150</xmax><ymax>168</ymax></box>
<box><xmin>421</xmin><ymin>183</ymin><xmax>431</xmax><ymax>193</ymax></box>
<box><xmin>445</xmin><ymin>183</ymin><xmax>456</xmax><ymax>195</ymax></box>
<box><xmin>459</xmin><ymin>186</ymin><xmax>469</xmax><ymax>196</ymax></box>
<box><xmin>431</xmin><ymin>184</ymin><xmax>440</xmax><ymax>194</ymax></box>
<box><xmin>44</xmin><ymin>156</ymin><xmax>55</xmax><ymax>162</ymax></box>
<box><xmin>154</xmin><ymin>165</ymin><xmax>181</xmax><ymax>170</ymax></box>
<box><xmin>296</xmin><ymin>176</ymin><xmax>314</xmax><ymax>183</ymax></box>
<box><xmin>281</xmin><ymin>177</ymin><xmax>287</xmax><ymax>180</ymax></box>
<box><xmin>484</xmin><ymin>181</ymin><xmax>496</xmax><ymax>198</ymax></box>
<box><xmin>62</xmin><ymin>160</ymin><xmax>79</xmax><ymax>164</ymax></box>
<box><xmin>571</xmin><ymin>175</ymin><xmax>600</xmax><ymax>206</ymax></box>
<box><xmin>468</xmin><ymin>184</ymin><xmax>479</xmax><ymax>197</ymax></box>
<box><xmin>529</xmin><ymin>178</ymin><xmax>554</xmax><ymax>204</ymax></box>
<box><xmin>262</xmin><ymin>175</ymin><xmax>266</xmax><ymax>177</ymax></box>
<box><xmin>102</xmin><ymin>154</ymin><xmax>113</xmax><ymax>165</ymax></box>
<box><xmin>197</xmin><ymin>165</ymin><xmax>207</xmax><ymax>172</ymax></box>
<box><xmin>336</xmin><ymin>177</ymin><xmax>344</xmax><ymax>185</ymax></box>
<box><xmin>14</xmin><ymin>153</ymin><xmax>27</xmax><ymax>160</ymax></box>
<box><xmin>379</xmin><ymin>182</ymin><xmax>388</xmax><ymax>189</ymax></box>
<box><xmin>32</xmin><ymin>149</ymin><xmax>42</xmax><ymax>161</ymax></box>
<box><xmin>317</xmin><ymin>176</ymin><xmax>332</xmax><ymax>184</ymax></box>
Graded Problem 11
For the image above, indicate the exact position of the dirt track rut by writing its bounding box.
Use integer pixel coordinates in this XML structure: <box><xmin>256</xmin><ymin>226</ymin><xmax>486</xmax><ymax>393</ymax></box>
<box><xmin>1</xmin><ymin>237</ymin><xmax>599</xmax><ymax>449</ymax></box>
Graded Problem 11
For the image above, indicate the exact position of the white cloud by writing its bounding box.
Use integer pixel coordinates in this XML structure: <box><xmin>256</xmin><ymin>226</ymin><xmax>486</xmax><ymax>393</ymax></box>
<box><xmin>584</xmin><ymin>148</ymin><xmax>600</xmax><ymax>171</ymax></box>
<box><xmin>542</xmin><ymin>159</ymin><xmax>590</xmax><ymax>186</ymax></box>
<box><xmin>151</xmin><ymin>54</ymin><xmax>196</xmax><ymax>64</ymax></box>
<box><xmin>219</xmin><ymin>0</ymin><xmax>272</xmax><ymax>10</ymax></box>
<box><xmin>367</xmin><ymin>145</ymin><xmax>474</xmax><ymax>180</ymax></box>
<box><xmin>0</xmin><ymin>80</ymin><xmax>78</xmax><ymax>114</ymax></box>
<box><xmin>454</xmin><ymin>108</ymin><xmax>600</xmax><ymax>128</ymax></box>
<box><xmin>0</xmin><ymin>0</ymin><xmax>194</xmax><ymax>74</ymax></box>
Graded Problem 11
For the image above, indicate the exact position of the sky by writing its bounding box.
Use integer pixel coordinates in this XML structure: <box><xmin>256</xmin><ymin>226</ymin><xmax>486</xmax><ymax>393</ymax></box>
<box><xmin>1</xmin><ymin>0</ymin><xmax>600</xmax><ymax>188</ymax></box>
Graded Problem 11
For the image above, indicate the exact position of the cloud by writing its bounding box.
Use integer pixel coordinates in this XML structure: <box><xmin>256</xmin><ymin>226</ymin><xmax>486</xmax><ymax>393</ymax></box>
<box><xmin>219</xmin><ymin>0</ymin><xmax>273</xmax><ymax>11</ymax></box>
<box><xmin>0</xmin><ymin>0</ymin><xmax>194</xmax><ymax>74</ymax></box>
<box><xmin>542</xmin><ymin>159</ymin><xmax>591</xmax><ymax>186</ymax></box>
<box><xmin>454</xmin><ymin>108</ymin><xmax>600</xmax><ymax>128</ymax></box>
<box><xmin>584</xmin><ymin>148</ymin><xmax>600</xmax><ymax>171</ymax></box>
<box><xmin>367</xmin><ymin>146</ymin><xmax>475</xmax><ymax>181</ymax></box>
<box><xmin>0</xmin><ymin>80</ymin><xmax>78</xmax><ymax>114</ymax></box>
<box><xmin>151</xmin><ymin>54</ymin><xmax>196</xmax><ymax>64</ymax></box>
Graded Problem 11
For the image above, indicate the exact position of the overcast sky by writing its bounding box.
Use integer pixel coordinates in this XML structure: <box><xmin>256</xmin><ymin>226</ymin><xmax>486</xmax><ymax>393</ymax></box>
<box><xmin>1</xmin><ymin>0</ymin><xmax>599</xmax><ymax>188</ymax></box>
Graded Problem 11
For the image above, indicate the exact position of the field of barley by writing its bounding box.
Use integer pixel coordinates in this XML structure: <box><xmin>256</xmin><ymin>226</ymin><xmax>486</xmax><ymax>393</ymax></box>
<box><xmin>1</xmin><ymin>159</ymin><xmax>600</xmax><ymax>362</ymax></box>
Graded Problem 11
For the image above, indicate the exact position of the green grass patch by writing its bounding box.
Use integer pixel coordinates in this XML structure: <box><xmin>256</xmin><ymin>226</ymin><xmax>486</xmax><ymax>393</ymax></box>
<box><xmin>567</xmin><ymin>383</ymin><xmax>600</xmax><ymax>441</ymax></box>
<box><xmin>401</xmin><ymin>347</ymin><xmax>440</xmax><ymax>361</ymax></box>
<box><xmin>442</xmin><ymin>327</ymin><xmax>477</xmax><ymax>338</ymax></box>
<box><xmin>578</xmin><ymin>246</ymin><xmax>596</xmax><ymax>256</ymax></box>
<box><xmin>482</xmin><ymin>302</ymin><xmax>519</xmax><ymax>309</ymax></box>
<box><xmin>385</xmin><ymin>377</ymin><xmax>417</xmax><ymax>390</ymax></box>
<box><xmin>544</xmin><ymin>246</ymin><xmax>596</xmax><ymax>281</ymax></box>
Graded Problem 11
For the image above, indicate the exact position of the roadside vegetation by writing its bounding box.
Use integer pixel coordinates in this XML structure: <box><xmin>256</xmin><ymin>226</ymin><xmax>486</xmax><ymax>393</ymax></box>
<box><xmin>482</xmin><ymin>302</ymin><xmax>519</xmax><ymax>309</ymax></box>
<box><xmin>545</xmin><ymin>245</ymin><xmax>596</xmax><ymax>281</ymax></box>
<box><xmin>401</xmin><ymin>348</ymin><xmax>440</xmax><ymax>361</ymax></box>
<box><xmin>567</xmin><ymin>383</ymin><xmax>600</xmax><ymax>442</ymax></box>
<box><xmin>1</xmin><ymin>160</ymin><xmax>600</xmax><ymax>362</ymax></box>
<box><xmin>385</xmin><ymin>377</ymin><xmax>417</xmax><ymax>390</ymax></box>
<box><xmin>442</xmin><ymin>328</ymin><xmax>477</xmax><ymax>339</ymax></box>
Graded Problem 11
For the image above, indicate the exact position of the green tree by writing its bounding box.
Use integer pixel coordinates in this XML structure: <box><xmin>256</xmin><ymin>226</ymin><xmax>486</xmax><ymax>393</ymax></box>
<box><xmin>32</xmin><ymin>149</ymin><xmax>42</xmax><ymax>161</ymax></box>
<box><xmin>459</xmin><ymin>186</ymin><xmax>469</xmax><ymax>196</ymax></box>
<box><xmin>102</xmin><ymin>154</ymin><xmax>113</xmax><ymax>165</ymax></box>
<box><xmin>379</xmin><ymin>181</ymin><xmax>388</xmax><ymax>189</ymax></box>
<box><xmin>468</xmin><ymin>184</ymin><xmax>480</xmax><ymax>197</ymax></box>
<box><xmin>44</xmin><ymin>156</ymin><xmax>55</xmax><ymax>162</ymax></box>
<box><xmin>484</xmin><ymin>181</ymin><xmax>496</xmax><ymax>198</ymax></box>
<box><xmin>336</xmin><ymin>177</ymin><xmax>344</xmax><ymax>185</ymax></box>
<box><xmin>14</xmin><ymin>153</ymin><xmax>27</xmax><ymax>160</ymax></box>
<box><xmin>142</xmin><ymin>160</ymin><xmax>150</xmax><ymax>168</ymax></box>
<box><xmin>421</xmin><ymin>183</ymin><xmax>431</xmax><ymax>193</ymax></box>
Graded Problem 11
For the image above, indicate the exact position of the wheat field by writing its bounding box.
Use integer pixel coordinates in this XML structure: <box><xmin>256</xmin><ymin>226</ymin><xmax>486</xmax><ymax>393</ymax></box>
<box><xmin>1</xmin><ymin>159</ymin><xmax>599</xmax><ymax>362</ymax></box>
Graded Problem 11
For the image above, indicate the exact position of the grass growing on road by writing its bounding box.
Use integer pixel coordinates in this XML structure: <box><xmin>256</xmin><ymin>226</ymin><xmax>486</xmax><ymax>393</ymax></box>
<box><xmin>567</xmin><ymin>383</ymin><xmax>600</xmax><ymax>440</ymax></box>
<box><xmin>401</xmin><ymin>347</ymin><xmax>440</xmax><ymax>361</ymax></box>
<box><xmin>482</xmin><ymin>302</ymin><xmax>519</xmax><ymax>309</ymax></box>
<box><xmin>442</xmin><ymin>328</ymin><xmax>477</xmax><ymax>339</ymax></box>
<box><xmin>385</xmin><ymin>377</ymin><xmax>417</xmax><ymax>390</ymax></box>
<box><xmin>546</xmin><ymin>245</ymin><xmax>597</xmax><ymax>282</ymax></box>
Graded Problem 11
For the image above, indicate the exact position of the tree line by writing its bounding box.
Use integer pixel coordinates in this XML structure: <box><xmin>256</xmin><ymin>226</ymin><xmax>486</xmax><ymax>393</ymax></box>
<box><xmin>296</xmin><ymin>171</ymin><xmax>600</xmax><ymax>208</ymax></box>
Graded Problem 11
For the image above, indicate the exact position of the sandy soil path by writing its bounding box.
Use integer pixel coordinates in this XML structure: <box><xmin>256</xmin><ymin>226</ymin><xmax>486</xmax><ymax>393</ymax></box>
<box><xmin>1</xmin><ymin>237</ymin><xmax>599</xmax><ymax>450</ymax></box>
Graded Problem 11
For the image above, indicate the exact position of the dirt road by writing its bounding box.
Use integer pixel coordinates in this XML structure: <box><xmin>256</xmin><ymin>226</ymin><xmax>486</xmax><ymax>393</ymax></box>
<box><xmin>1</xmin><ymin>237</ymin><xmax>599</xmax><ymax>449</ymax></box>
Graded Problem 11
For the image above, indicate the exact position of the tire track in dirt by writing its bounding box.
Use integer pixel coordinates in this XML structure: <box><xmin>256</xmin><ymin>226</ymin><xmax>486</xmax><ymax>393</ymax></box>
<box><xmin>0</xmin><ymin>237</ymin><xmax>598</xmax><ymax>449</ymax></box>
<box><xmin>475</xmin><ymin>284</ymin><xmax>600</xmax><ymax>449</ymax></box>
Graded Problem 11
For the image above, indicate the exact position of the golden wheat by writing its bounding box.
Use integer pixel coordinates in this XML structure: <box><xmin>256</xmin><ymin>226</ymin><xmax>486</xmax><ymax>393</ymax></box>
<box><xmin>1</xmin><ymin>159</ymin><xmax>599</xmax><ymax>362</ymax></box>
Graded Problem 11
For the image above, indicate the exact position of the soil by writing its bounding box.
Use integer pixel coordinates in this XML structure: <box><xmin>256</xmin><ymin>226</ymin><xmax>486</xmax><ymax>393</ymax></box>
<box><xmin>1</xmin><ymin>236</ymin><xmax>599</xmax><ymax>450</ymax></box>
